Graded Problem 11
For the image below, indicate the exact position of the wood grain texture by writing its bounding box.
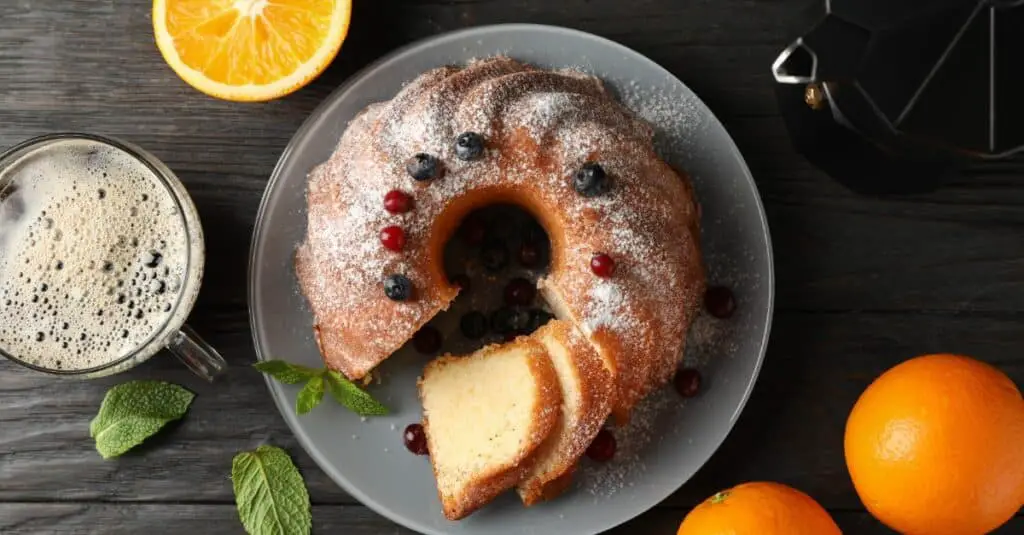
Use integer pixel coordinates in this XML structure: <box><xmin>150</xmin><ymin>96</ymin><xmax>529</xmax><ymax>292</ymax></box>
<box><xmin>3</xmin><ymin>504</ymin><xmax>1020</xmax><ymax>535</ymax></box>
<box><xmin>1</xmin><ymin>0</ymin><xmax>1023</xmax><ymax>533</ymax></box>
<box><xmin>2</xmin><ymin>313</ymin><xmax>1022</xmax><ymax>509</ymax></box>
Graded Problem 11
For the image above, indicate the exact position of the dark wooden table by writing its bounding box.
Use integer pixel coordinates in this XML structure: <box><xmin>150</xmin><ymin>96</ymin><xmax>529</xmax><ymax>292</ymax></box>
<box><xmin>1</xmin><ymin>1</ymin><xmax>1022</xmax><ymax>533</ymax></box>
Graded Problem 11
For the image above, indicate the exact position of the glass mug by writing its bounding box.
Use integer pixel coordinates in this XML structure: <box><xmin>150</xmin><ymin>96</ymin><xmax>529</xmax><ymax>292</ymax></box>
<box><xmin>0</xmin><ymin>133</ymin><xmax>226</xmax><ymax>380</ymax></box>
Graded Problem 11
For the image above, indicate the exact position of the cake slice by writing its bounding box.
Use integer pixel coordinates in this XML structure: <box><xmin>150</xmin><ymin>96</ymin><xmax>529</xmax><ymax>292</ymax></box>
<box><xmin>516</xmin><ymin>320</ymin><xmax>615</xmax><ymax>505</ymax></box>
<box><xmin>419</xmin><ymin>337</ymin><xmax>562</xmax><ymax>520</ymax></box>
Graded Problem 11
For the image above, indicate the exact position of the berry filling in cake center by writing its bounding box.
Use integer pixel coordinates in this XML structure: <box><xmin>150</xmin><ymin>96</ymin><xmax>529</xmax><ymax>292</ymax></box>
<box><xmin>410</xmin><ymin>204</ymin><xmax>554</xmax><ymax>357</ymax></box>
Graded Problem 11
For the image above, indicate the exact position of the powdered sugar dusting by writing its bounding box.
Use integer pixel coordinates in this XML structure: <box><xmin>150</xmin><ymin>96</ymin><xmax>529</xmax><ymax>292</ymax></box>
<box><xmin>582</xmin><ymin>280</ymin><xmax>633</xmax><ymax>333</ymax></box>
<box><xmin>619</xmin><ymin>79</ymin><xmax>707</xmax><ymax>167</ymax></box>
<box><xmin>580</xmin><ymin>388</ymin><xmax>680</xmax><ymax>498</ymax></box>
<box><xmin>297</xmin><ymin>57</ymin><xmax>704</xmax><ymax>403</ymax></box>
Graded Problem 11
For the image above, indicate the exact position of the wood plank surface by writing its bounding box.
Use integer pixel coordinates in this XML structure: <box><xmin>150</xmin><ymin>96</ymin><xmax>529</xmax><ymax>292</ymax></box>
<box><xmin>2</xmin><ymin>313</ymin><xmax>1022</xmax><ymax>509</ymax></box>
<box><xmin>2</xmin><ymin>504</ymin><xmax>1022</xmax><ymax>535</ymax></box>
<box><xmin>1</xmin><ymin>0</ymin><xmax>1023</xmax><ymax>534</ymax></box>
<box><xmin>4</xmin><ymin>502</ymin><xmax>1019</xmax><ymax>535</ymax></box>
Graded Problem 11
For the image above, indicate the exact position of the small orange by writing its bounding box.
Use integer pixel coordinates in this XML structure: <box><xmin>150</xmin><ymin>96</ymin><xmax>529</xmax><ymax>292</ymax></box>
<box><xmin>153</xmin><ymin>0</ymin><xmax>352</xmax><ymax>102</ymax></box>
<box><xmin>845</xmin><ymin>354</ymin><xmax>1024</xmax><ymax>535</ymax></box>
<box><xmin>677</xmin><ymin>481</ymin><xmax>842</xmax><ymax>535</ymax></box>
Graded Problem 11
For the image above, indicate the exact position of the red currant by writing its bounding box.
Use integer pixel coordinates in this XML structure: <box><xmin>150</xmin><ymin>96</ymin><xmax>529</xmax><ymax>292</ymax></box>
<box><xmin>586</xmin><ymin>429</ymin><xmax>616</xmax><ymax>462</ymax></box>
<box><xmin>403</xmin><ymin>423</ymin><xmax>429</xmax><ymax>455</ymax></box>
<box><xmin>704</xmin><ymin>286</ymin><xmax>736</xmax><ymax>319</ymax></box>
<box><xmin>380</xmin><ymin>226</ymin><xmax>406</xmax><ymax>251</ymax></box>
<box><xmin>504</xmin><ymin>277</ymin><xmax>536</xmax><ymax>306</ymax></box>
<box><xmin>412</xmin><ymin>326</ymin><xmax>442</xmax><ymax>354</ymax></box>
<box><xmin>384</xmin><ymin>190</ymin><xmax>413</xmax><ymax>214</ymax></box>
<box><xmin>590</xmin><ymin>253</ymin><xmax>615</xmax><ymax>277</ymax></box>
<box><xmin>519</xmin><ymin>242</ymin><xmax>541</xmax><ymax>267</ymax></box>
<box><xmin>674</xmin><ymin>368</ymin><xmax>701</xmax><ymax>398</ymax></box>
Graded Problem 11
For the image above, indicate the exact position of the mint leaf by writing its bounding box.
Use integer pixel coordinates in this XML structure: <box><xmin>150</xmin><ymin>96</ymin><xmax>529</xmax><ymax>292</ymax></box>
<box><xmin>326</xmin><ymin>371</ymin><xmax>388</xmax><ymax>416</ymax></box>
<box><xmin>256</xmin><ymin>359</ymin><xmax>388</xmax><ymax>417</ymax></box>
<box><xmin>295</xmin><ymin>375</ymin><xmax>325</xmax><ymax>415</ymax></box>
<box><xmin>232</xmin><ymin>445</ymin><xmax>311</xmax><ymax>535</ymax></box>
<box><xmin>253</xmin><ymin>360</ymin><xmax>321</xmax><ymax>385</ymax></box>
<box><xmin>89</xmin><ymin>380</ymin><xmax>194</xmax><ymax>459</ymax></box>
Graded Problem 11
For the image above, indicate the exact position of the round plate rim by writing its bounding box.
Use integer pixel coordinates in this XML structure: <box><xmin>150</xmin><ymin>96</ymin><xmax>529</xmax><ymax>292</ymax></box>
<box><xmin>248</xmin><ymin>22</ymin><xmax>774</xmax><ymax>535</ymax></box>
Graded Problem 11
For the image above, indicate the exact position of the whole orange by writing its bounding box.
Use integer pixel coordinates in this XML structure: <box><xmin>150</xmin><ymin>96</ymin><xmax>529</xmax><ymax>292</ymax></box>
<box><xmin>676</xmin><ymin>481</ymin><xmax>842</xmax><ymax>535</ymax></box>
<box><xmin>844</xmin><ymin>354</ymin><xmax>1024</xmax><ymax>535</ymax></box>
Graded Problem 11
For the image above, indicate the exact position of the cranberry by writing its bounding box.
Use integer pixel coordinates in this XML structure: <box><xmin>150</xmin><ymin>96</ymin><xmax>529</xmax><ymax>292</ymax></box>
<box><xmin>590</xmin><ymin>253</ymin><xmax>615</xmax><ymax>278</ymax></box>
<box><xmin>674</xmin><ymin>368</ymin><xmax>702</xmax><ymax>398</ymax></box>
<box><xmin>518</xmin><ymin>242</ymin><xmax>541</xmax><ymax>268</ymax></box>
<box><xmin>586</xmin><ymin>429</ymin><xmax>616</xmax><ymax>462</ymax></box>
<box><xmin>449</xmin><ymin>274</ymin><xmax>471</xmax><ymax>293</ymax></box>
<box><xmin>384</xmin><ymin>190</ymin><xmax>413</xmax><ymax>214</ymax></box>
<box><xmin>380</xmin><ymin>226</ymin><xmax>406</xmax><ymax>251</ymax></box>
<box><xmin>412</xmin><ymin>326</ymin><xmax>442</xmax><ymax>354</ymax></box>
<box><xmin>403</xmin><ymin>423</ymin><xmax>429</xmax><ymax>455</ymax></box>
<box><xmin>504</xmin><ymin>277</ymin><xmax>536</xmax><ymax>306</ymax></box>
<box><xmin>459</xmin><ymin>216</ymin><xmax>486</xmax><ymax>246</ymax></box>
<box><xmin>704</xmin><ymin>286</ymin><xmax>736</xmax><ymax>319</ymax></box>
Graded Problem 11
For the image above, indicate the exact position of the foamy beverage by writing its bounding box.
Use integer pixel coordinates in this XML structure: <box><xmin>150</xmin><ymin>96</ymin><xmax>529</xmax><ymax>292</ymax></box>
<box><xmin>0</xmin><ymin>134</ymin><xmax>225</xmax><ymax>378</ymax></box>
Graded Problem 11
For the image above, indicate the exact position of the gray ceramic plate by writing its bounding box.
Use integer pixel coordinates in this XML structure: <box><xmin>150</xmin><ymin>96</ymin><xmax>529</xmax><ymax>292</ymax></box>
<box><xmin>249</xmin><ymin>24</ymin><xmax>773</xmax><ymax>535</ymax></box>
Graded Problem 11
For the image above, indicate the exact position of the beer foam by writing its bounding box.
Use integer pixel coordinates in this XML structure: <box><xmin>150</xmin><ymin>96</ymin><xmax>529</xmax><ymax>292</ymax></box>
<box><xmin>0</xmin><ymin>139</ymin><xmax>191</xmax><ymax>371</ymax></box>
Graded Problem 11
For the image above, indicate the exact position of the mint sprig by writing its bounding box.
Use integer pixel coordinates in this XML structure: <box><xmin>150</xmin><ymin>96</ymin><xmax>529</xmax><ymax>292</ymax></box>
<box><xmin>232</xmin><ymin>445</ymin><xmax>311</xmax><ymax>535</ymax></box>
<box><xmin>89</xmin><ymin>380</ymin><xmax>194</xmax><ymax>459</ymax></box>
<box><xmin>254</xmin><ymin>360</ymin><xmax>388</xmax><ymax>417</ymax></box>
<box><xmin>326</xmin><ymin>371</ymin><xmax>388</xmax><ymax>416</ymax></box>
<box><xmin>296</xmin><ymin>376</ymin><xmax>325</xmax><ymax>415</ymax></box>
<box><xmin>252</xmin><ymin>360</ymin><xmax>321</xmax><ymax>384</ymax></box>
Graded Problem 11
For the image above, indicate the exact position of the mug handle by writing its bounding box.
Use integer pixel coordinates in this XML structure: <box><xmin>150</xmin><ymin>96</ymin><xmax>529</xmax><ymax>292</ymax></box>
<box><xmin>166</xmin><ymin>324</ymin><xmax>227</xmax><ymax>381</ymax></box>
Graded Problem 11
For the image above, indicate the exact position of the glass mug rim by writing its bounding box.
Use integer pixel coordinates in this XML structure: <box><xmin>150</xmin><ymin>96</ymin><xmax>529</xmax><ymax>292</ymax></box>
<box><xmin>0</xmin><ymin>132</ymin><xmax>205</xmax><ymax>377</ymax></box>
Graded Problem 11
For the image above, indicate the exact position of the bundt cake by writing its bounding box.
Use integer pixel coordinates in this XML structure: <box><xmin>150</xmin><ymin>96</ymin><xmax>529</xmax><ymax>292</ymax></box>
<box><xmin>516</xmin><ymin>320</ymin><xmax>615</xmax><ymax>506</ymax></box>
<box><xmin>296</xmin><ymin>56</ymin><xmax>704</xmax><ymax>421</ymax></box>
<box><xmin>419</xmin><ymin>337</ymin><xmax>562</xmax><ymax>520</ymax></box>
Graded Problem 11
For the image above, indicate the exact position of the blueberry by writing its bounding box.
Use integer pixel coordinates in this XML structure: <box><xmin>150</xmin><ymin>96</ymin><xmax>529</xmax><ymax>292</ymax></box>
<box><xmin>480</xmin><ymin>240</ymin><xmax>509</xmax><ymax>272</ymax></box>
<box><xmin>573</xmin><ymin>162</ymin><xmax>611</xmax><ymax>197</ymax></box>
<box><xmin>528</xmin><ymin>309</ymin><xmax>554</xmax><ymax>332</ymax></box>
<box><xmin>455</xmin><ymin>132</ymin><xmax>485</xmax><ymax>161</ymax></box>
<box><xmin>406</xmin><ymin>153</ymin><xmax>442</xmax><ymax>181</ymax></box>
<box><xmin>460</xmin><ymin>311</ymin><xmax>488</xmax><ymax>339</ymax></box>
<box><xmin>384</xmin><ymin>274</ymin><xmax>413</xmax><ymax>301</ymax></box>
<box><xmin>490</xmin><ymin>306</ymin><xmax>532</xmax><ymax>334</ymax></box>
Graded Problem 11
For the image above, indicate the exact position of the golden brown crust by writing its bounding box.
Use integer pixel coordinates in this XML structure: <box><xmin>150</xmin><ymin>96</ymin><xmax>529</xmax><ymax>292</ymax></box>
<box><xmin>297</xmin><ymin>57</ymin><xmax>704</xmax><ymax>399</ymax></box>
<box><xmin>420</xmin><ymin>338</ymin><xmax>562</xmax><ymax>520</ymax></box>
<box><xmin>517</xmin><ymin>320</ymin><xmax>614</xmax><ymax>505</ymax></box>
<box><xmin>522</xmin><ymin>468</ymin><xmax>576</xmax><ymax>507</ymax></box>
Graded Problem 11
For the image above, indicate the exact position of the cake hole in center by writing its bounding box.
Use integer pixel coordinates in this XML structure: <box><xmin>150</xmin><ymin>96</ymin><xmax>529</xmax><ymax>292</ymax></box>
<box><xmin>423</xmin><ymin>204</ymin><xmax>554</xmax><ymax>356</ymax></box>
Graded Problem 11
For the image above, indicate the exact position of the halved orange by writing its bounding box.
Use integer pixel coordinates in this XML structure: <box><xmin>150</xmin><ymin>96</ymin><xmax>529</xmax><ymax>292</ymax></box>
<box><xmin>153</xmin><ymin>0</ymin><xmax>351</xmax><ymax>102</ymax></box>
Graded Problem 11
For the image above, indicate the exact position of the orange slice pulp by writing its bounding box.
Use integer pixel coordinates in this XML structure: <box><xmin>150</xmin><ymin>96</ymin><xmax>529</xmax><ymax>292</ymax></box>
<box><xmin>153</xmin><ymin>0</ymin><xmax>351</xmax><ymax>102</ymax></box>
